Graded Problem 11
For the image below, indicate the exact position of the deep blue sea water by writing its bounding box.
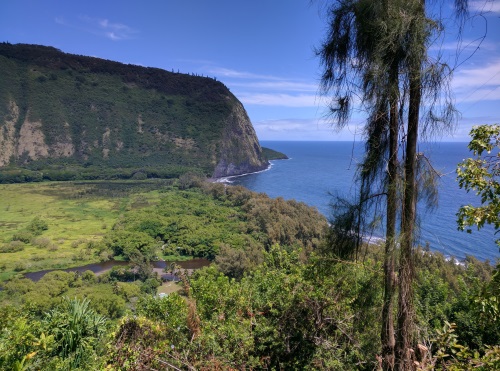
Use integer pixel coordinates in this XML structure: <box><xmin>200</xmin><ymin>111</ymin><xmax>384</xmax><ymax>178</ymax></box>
<box><xmin>224</xmin><ymin>141</ymin><xmax>498</xmax><ymax>262</ymax></box>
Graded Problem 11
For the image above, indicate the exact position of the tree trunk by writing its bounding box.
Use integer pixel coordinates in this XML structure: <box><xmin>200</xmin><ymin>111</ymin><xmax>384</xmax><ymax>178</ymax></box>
<box><xmin>382</xmin><ymin>73</ymin><xmax>398</xmax><ymax>371</ymax></box>
<box><xmin>396</xmin><ymin>67</ymin><xmax>420</xmax><ymax>371</ymax></box>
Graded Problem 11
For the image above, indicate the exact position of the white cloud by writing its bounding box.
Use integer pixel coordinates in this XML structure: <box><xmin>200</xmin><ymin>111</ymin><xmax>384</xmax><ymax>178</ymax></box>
<box><xmin>55</xmin><ymin>15</ymin><xmax>138</xmax><ymax>41</ymax></box>
<box><xmin>253</xmin><ymin>118</ymin><xmax>363</xmax><ymax>141</ymax></box>
<box><xmin>208</xmin><ymin>67</ymin><xmax>281</xmax><ymax>81</ymax></box>
<box><xmin>96</xmin><ymin>18</ymin><xmax>136</xmax><ymax>40</ymax></box>
<box><xmin>430</xmin><ymin>39</ymin><xmax>496</xmax><ymax>53</ymax></box>
<box><xmin>54</xmin><ymin>17</ymin><xmax>67</xmax><ymax>26</ymax></box>
<box><xmin>205</xmin><ymin>66</ymin><xmax>322</xmax><ymax>107</ymax></box>
<box><xmin>458</xmin><ymin>86</ymin><xmax>500</xmax><ymax>103</ymax></box>
<box><xmin>230</xmin><ymin>80</ymin><xmax>318</xmax><ymax>92</ymax></box>
<box><xmin>88</xmin><ymin>16</ymin><xmax>137</xmax><ymax>40</ymax></box>
<box><xmin>239</xmin><ymin>93</ymin><xmax>324</xmax><ymax>107</ymax></box>
<box><xmin>208</xmin><ymin>66</ymin><xmax>318</xmax><ymax>91</ymax></box>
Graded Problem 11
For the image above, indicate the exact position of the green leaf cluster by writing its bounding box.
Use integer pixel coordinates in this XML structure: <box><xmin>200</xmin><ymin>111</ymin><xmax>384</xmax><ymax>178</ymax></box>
<box><xmin>107</xmin><ymin>245</ymin><xmax>383</xmax><ymax>370</ymax></box>
<box><xmin>457</xmin><ymin>124</ymin><xmax>500</xmax><ymax>245</ymax></box>
<box><xmin>0</xmin><ymin>297</ymin><xmax>108</xmax><ymax>370</ymax></box>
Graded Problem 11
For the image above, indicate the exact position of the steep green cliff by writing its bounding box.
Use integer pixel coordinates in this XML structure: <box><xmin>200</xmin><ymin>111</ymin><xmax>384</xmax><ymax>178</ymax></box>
<box><xmin>0</xmin><ymin>43</ymin><xmax>268</xmax><ymax>179</ymax></box>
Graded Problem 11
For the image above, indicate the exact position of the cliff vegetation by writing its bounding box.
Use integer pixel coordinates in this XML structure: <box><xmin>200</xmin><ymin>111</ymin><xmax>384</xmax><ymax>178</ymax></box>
<box><xmin>0</xmin><ymin>43</ymin><xmax>269</xmax><ymax>181</ymax></box>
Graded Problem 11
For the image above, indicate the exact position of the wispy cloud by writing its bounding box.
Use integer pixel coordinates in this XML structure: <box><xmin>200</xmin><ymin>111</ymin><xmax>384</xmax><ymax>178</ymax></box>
<box><xmin>55</xmin><ymin>15</ymin><xmax>138</xmax><ymax>41</ymax></box>
<box><xmin>253</xmin><ymin>118</ymin><xmax>362</xmax><ymax>140</ymax></box>
<box><xmin>208</xmin><ymin>67</ymin><xmax>282</xmax><ymax>81</ymax></box>
<box><xmin>206</xmin><ymin>66</ymin><xmax>322</xmax><ymax>108</ymax></box>
<box><xmin>452</xmin><ymin>59</ymin><xmax>500</xmax><ymax>102</ymax></box>
<box><xmin>430</xmin><ymin>39</ymin><xmax>496</xmax><ymax>54</ymax></box>
<box><xmin>459</xmin><ymin>87</ymin><xmax>500</xmax><ymax>105</ymax></box>
<box><xmin>239</xmin><ymin>93</ymin><xmax>324</xmax><ymax>108</ymax></box>
<box><xmin>97</xmin><ymin>18</ymin><xmax>137</xmax><ymax>40</ymax></box>
<box><xmin>254</xmin><ymin>118</ymin><xmax>315</xmax><ymax>133</ymax></box>
<box><xmin>470</xmin><ymin>0</ymin><xmax>500</xmax><ymax>14</ymax></box>
<box><xmin>230</xmin><ymin>80</ymin><xmax>317</xmax><ymax>92</ymax></box>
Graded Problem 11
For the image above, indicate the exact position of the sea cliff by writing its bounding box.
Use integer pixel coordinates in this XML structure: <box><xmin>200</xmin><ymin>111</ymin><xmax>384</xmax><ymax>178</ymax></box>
<box><xmin>0</xmin><ymin>43</ymin><xmax>268</xmax><ymax>179</ymax></box>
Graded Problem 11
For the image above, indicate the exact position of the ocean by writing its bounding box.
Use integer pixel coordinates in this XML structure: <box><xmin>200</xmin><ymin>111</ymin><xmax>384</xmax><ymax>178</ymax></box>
<box><xmin>223</xmin><ymin>141</ymin><xmax>498</xmax><ymax>263</ymax></box>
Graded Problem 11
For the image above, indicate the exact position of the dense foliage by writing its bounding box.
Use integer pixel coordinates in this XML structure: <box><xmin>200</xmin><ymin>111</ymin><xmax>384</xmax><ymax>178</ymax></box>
<box><xmin>1</xmin><ymin>243</ymin><xmax>498</xmax><ymax>370</ymax></box>
<box><xmin>261</xmin><ymin>147</ymin><xmax>289</xmax><ymax>160</ymax></box>
<box><xmin>0</xmin><ymin>179</ymin><xmax>327</xmax><ymax>284</ymax></box>
<box><xmin>103</xmin><ymin>182</ymin><xmax>327</xmax><ymax>263</ymax></box>
<box><xmin>0</xmin><ymin>137</ymin><xmax>498</xmax><ymax>369</ymax></box>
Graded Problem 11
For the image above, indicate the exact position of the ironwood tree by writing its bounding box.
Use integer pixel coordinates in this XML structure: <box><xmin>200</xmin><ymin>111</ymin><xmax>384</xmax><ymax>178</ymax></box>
<box><xmin>317</xmin><ymin>0</ymin><xmax>469</xmax><ymax>369</ymax></box>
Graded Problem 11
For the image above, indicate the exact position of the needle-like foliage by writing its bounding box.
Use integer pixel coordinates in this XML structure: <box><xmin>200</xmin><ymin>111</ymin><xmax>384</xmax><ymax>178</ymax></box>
<box><xmin>317</xmin><ymin>0</ymin><xmax>470</xmax><ymax>369</ymax></box>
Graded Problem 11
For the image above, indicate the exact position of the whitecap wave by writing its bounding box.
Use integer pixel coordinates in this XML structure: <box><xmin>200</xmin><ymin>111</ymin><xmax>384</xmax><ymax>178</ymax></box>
<box><xmin>445</xmin><ymin>255</ymin><xmax>466</xmax><ymax>266</ymax></box>
<box><xmin>215</xmin><ymin>162</ymin><xmax>274</xmax><ymax>183</ymax></box>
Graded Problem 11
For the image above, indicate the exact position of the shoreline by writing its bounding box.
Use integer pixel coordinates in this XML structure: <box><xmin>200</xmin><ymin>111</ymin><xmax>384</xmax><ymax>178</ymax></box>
<box><xmin>211</xmin><ymin>157</ymin><xmax>291</xmax><ymax>184</ymax></box>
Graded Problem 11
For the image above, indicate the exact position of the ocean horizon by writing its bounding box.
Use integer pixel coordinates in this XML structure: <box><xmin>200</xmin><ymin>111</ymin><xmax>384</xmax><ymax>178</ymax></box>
<box><xmin>224</xmin><ymin>141</ymin><xmax>498</xmax><ymax>263</ymax></box>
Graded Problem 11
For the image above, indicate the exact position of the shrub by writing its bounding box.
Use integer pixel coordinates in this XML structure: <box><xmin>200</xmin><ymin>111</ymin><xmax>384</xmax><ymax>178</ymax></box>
<box><xmin>132</xmin><ymin>171</ymin><xmax>147</xmax><ymax>180</ymax></box>
<box><xmin>71</xmin><ymin>239</ymin><xmax>87</xmax><ymax>248</ymax></box>
<box><xmin>86</xmin><ymin>240</ymin><xmax>102</xmax><ymax>250</ymax></box>
<box><xmin>32</xmin><ymin>237</ymin><xmax>51</xmax><ymax>249</ymax></box>
<box><xmin>13</xmin><ymin>262</ymin><xmax>27</xmax><ymax>272</ymax></box>
<box><xmin>81</xmin><ymin>270</ymin><xmax>97</xmax><ymax>282</ymax></box>
<box><xmin>177</xmin><ymin>172</ymin><xmax>204</xmax><ymax>190</ymax></box>
<box><xmin>30</xmin><ymin>254</ymin><xmax>44</xmax><ymax>261</ymax></box>
<box><xmin>215</xmin><ymin>243</ymin><xmax>264</xmax><ymax>279</ymax></box>
<box><xmin>72</xmin><ymin>250</ymin><xmax>87</xmax><ymax>261</ymax></box>
<box><xmin>99</xmin><ymin>249</ymin><xmax>114</xmax><ymax>262</ymax></box>
<box><xmin>3</xmin><ymin>277</ymin><xmax>35</xmax><ymax>295</ymax></box>
<box><xmin>11</xmin><ymin>231</ymin><xmax>33</xmax><ymax>243</ymax></box>
<box><xmin>0</xmin><ymin>240</ymin><xmax>25</xmax><ymax>253</ymax></box>
<box><xmin>48</xmin><ymin>244</ymin><xmax>59</xmax><ymax>251</ymax></box>
<box><xmin>27</xmin><ymin>217</ymin><xmax>49</xmax><ymax>235</ymax></box>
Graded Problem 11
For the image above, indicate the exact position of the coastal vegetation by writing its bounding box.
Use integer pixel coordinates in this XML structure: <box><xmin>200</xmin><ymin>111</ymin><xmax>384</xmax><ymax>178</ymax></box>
<box><xmin>457</xmin><ymin>124</ymin><xmax>500</xmax><ymax>247</ymax></box>
<box><xmin>261</xmin><ymin>147</ymin><xmax>289</xmax><ymax>161</ymax></box>
<box><xmin>0</xmin><ymin>156</ymin><xmax>499</xmax><ymax>369</ymax></box>
<box><xmin>0</xmin><ymin>179</ymin><xmax>326</xmax><ymax>282</ymax></box>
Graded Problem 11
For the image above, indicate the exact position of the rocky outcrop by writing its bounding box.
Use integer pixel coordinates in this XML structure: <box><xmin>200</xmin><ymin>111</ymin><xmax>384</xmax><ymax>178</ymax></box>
<box><xmin>0</xmin><ymin>101</ymin><xmax>19</xmax><ymax>166</ymax></box>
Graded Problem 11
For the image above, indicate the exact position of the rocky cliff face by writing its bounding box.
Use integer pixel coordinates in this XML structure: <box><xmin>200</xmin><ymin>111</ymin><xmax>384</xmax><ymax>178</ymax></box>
<box><xmin>213</xmin><ymin>101</ymin><xmax>269</xmax><ymax>178</ymax></box>
<box><xmin>0</xmin><ymin>43</ymin><xmax>268</xmax><ymax>178</ymax></box>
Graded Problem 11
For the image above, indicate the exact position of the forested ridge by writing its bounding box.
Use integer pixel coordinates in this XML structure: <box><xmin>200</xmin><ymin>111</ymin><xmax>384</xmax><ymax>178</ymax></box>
<box><xmin>0</xmin><ymin>43</ymin><xmax>270</xmax><ymax>180</ymax></box>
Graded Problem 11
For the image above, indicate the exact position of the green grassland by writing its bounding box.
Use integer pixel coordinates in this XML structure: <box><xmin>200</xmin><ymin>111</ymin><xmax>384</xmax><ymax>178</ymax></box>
<box><xmin>0</xmin><ymin>180</ymin><xmax>168</xmax><ymax>280</ymax></box>
<box><xmin>0</xmin><ymin>179</ymin><xmax>328</xmax><ymax>282</ymax></box>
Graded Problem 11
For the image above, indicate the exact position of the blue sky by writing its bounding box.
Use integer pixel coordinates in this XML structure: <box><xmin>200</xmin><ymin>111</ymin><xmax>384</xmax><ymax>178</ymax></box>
<box><xmin>1</xmin><ymin>0</ymin><xmax>499</xmax><ymax>141</ymax></box>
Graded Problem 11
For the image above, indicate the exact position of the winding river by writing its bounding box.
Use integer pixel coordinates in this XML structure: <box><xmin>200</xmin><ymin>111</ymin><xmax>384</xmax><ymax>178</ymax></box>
<box><xmin>23</xmin><ymin>258</ymin><xmax>211</xmax><ymax>282</ymax></box>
